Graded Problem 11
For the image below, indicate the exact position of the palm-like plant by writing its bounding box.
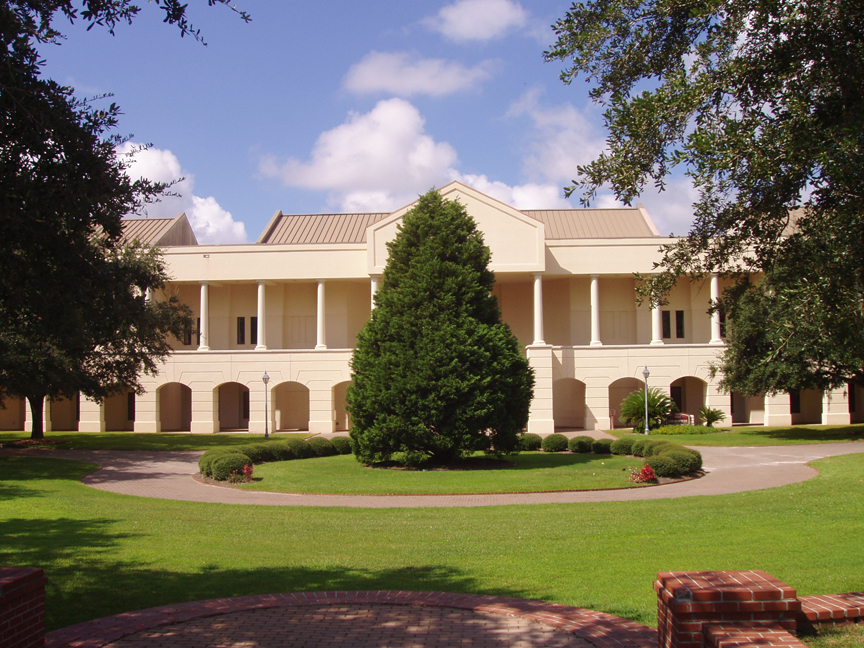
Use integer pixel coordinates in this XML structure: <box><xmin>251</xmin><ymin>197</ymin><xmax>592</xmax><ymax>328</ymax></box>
<box><xmin>699</xmin><ymin>406</ymin><xmax>726</xmax><ymax>428</ymax></box>
<box><xmin>619</xmin><ymin>387</ymin><xmax>677</xmax><ymax>432</ymax></box>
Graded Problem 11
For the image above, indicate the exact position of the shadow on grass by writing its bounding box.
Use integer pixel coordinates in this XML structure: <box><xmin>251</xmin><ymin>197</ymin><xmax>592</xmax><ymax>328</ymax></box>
<box><xmin>738</xmin><ymin>424</ymin><xmax>864</xmax><ymax>442</ymax></box>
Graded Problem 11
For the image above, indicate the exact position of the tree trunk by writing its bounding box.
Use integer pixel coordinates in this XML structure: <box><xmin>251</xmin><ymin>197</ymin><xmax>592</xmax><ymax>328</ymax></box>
<box><xmin>27</xmin><ymin>394</ymin><xmax>45</xmax><ymax>440</ymax></box>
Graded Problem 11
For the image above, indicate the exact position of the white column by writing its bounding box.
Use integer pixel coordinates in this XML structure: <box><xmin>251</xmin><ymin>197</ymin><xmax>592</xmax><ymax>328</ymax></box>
<box><xmin>709</xmin><ymin>273</ymin><xmax>723</xmax><ymax>344</ymax></box>
<box><xmin>526</xmin><ymin>345</ymin><xmax>555</xmax><ymax>434</ymax></box>
<box><xmin>764</xmin><ymin>392</ymin><xmax>793</xmax><ymax>427</ymax></box>
<box><xmin>650</xmin><ymin>304</ymin><xmax>664</xmax><ymax>345</ymax></box>
<box><xmin>191</xmin><ymin>384</ymin><xmax>219</xmax><ymax>433</ymax></box>
<box><xmin>532</xmin><ymin>272</ymin><xmax>545</xmax><ymax>345</ymax></box>
<box><xmin>370</xmin><ymin>275</ymin><xmax>380</xmax><ymax>310</ymax></box>
<box><xmin>316</xmin><ymin>279</ymin><xmax>327</xmax><ymax>350</ymax></box>
<box><xmin>198</xmin><ymin>282</ymin><xmax>210</xmax><ymax>351</ymax></box>
<box><xmin>133</xmin><ymin>388</ymin><xmax>159</xmax><ymax>433</ymax></box>
<box><xmin>590</xmin><ymin>274</ymin><xmax>602</xmax><ymax>346</ymax></box>
<box><xmin>822</xmin><ymin>388</ymin><xmax>851</xmax><ymax>425</ymax></box>
<box><xmin>78</xmin><ymin>396</ymin><xmax>105</xmax><ymax>432</ymax></box>
<box><xmin>256</xmin><ymin>281</ymin><xmax>268</xmax><ymax>350</ymax></box>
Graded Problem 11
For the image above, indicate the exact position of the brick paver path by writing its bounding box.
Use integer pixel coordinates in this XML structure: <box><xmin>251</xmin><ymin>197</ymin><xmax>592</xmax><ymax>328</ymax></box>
<box><xmin>45</xmin><ymin>592</ymin><xmax>657</xmax><ymax>648</ymax></box>
<box><xmin>4</xmin><ymin>440</ymin><xmax>858</xmax><ymax>508</ymax></box>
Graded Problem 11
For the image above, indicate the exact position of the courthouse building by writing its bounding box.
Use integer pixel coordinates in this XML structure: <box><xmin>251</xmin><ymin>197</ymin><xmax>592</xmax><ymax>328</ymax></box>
<box><xmin>4</xmin><ymin>182</ymin><xmax>861</xmax><ymax>434</ymax></box>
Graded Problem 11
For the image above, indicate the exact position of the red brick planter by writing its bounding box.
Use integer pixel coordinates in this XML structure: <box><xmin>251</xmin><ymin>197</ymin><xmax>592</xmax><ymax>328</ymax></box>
<box><xmin>0</xmin><ymin>568</ymin><xmax>47</xmax><ymax>648</ymax></box>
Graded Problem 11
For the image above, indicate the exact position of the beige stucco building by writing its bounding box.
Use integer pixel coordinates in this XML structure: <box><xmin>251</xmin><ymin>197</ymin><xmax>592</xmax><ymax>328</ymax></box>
<box><xmin>4</xmin><ymin>182</ymin><xmax>861</xmax><ymax>434</ymax></box>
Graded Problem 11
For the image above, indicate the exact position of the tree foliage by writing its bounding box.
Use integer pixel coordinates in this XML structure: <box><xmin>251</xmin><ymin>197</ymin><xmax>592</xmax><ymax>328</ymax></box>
<box><xmin>347</xmin><ymin>190</ymin><xmax>534</xmax><ymax>465</ymax></box>
<box><xmin>619</xmin><ymin>386</ymin><xmax>677</xmax><ymax>432</ymax></box>
<box><xmin>546</xmin><ymin>0</ymin><xmax>864</xmax><ymax>394</ymax></box>
<box><xmin>0</xmin><ymin>1</ymin><xmax>244</xmax><ymax>437</ymax></box>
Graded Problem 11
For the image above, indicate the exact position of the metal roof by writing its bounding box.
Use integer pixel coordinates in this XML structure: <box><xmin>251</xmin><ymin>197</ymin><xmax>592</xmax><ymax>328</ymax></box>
<box><xmin>259</xmin><ymin>213</ymin><xmax>390</xmax><ymax>245</ymax></box>
<box><xmin>121</xmin><ymin>217</ymin><xmax>175</xmax><ymax>244</ymax></box>
<box><xmin>522</xmin><ymin>208</ymin><xmax>659</xmax><ymax>239</ymax></box>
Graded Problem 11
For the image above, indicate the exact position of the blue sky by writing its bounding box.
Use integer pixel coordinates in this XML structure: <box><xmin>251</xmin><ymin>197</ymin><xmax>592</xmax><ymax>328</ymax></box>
<box><xmin>42</xmin><ymin>0</ymin><xmax>697</xmax><ymax>244</ymax></box>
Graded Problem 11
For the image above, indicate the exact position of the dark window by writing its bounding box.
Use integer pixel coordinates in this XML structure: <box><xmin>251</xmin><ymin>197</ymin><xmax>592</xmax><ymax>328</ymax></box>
<box><xmin>719</xmin><ymin>311</ymin><xmax>727</xmax><ymax>338</ymax></box>
<box><xmin>789</xmin><ymin>389</ymin><xmax>801</xmax><ymax>414</ymax></box>
<box><xmin>241</xmin><ymin>390</ymin><xmax>250</xmax><ymax>420</ymax></box>
<box><xmin>251</xmin><ymin>316</ymin><xmax>258</xmax><ymax>345</ymax></box>
<box><xmin>675</xmin><ymin>310</ymin><xmax>685</xmax><ymax>338</ymax></box>
<box><xmin>237</xmin><ymin>317</ymin><xmax>246</xmax><ymax>345</ymax></box>
<box><xmin>670</xmin><ymin>386</ymin><xmax>683</xmax><ymax>412</ymax></box>
<box><xmin>196</xmin><ymin>317</ymin><xmax>201</xmax><ymax>346</ymax></box>
<box><xmin>662</xmin><ymin>310</ymin><xmax>671</xmax><ymax>338</ymax></box>
<box><xmin>127</xmin><ymin>392</ymin><xmax>135</xmax><ymax>421</ymax></box>
<box><xmin>849</xmin><ymin>383</ymin><xmax>857</xmax><ymax>414</ymax></box>
<box><xmin>729</xmin><ymin>393</ymin><xmax>735</xmax><ymax>415</ymax></box>
<box><xmin>182</xmin><ymin>325</ymin><xmax>192</xmax><ymax>346</ymax></box>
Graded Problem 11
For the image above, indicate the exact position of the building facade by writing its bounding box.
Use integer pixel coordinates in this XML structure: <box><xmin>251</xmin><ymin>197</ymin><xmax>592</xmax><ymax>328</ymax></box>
<box><xmin>5</xmin><ymin>182</ymin><xmax>861</xmax><ymax>434</ymax></box>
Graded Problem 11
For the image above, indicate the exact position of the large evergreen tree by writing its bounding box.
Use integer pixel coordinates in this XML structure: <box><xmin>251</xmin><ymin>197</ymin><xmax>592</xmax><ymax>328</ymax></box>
<box><xmin>545</xmin><ymin>0</ymin><xmax>864</xmax><ymax>395</ymax></box>
<box><xmin>347</xmin><ymin>190</ymin><xmax>534</xmax><ymax>465</ymax></box>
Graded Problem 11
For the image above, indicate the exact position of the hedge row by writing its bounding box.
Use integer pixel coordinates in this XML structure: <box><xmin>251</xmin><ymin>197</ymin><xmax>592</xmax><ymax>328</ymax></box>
<box><xmin>610</xmin><ymin>435</ymin><xmax>702</xmax><ymax>477</ymax></box>
<box><xmin>651</xmin><ymin>424</ymin><xmax>712</xmax><ymax>435</ymax></box>
<box><xmin>521</xmin><ymin>433</ymin><xmax>614</xmax><ymax>455</ymax></box>
<box><xmin>198</xmin><ymin>436</ymin><xmax>354</xmax><ymax>480</ymax></box>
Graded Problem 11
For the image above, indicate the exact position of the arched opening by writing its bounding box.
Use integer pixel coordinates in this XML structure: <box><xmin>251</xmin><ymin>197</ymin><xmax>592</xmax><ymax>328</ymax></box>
<box><xmin>104</xmin><ymin>388</ymin><xmax>136</xmax><ymax>431</ymax></box>
<box><xmin>608</xmin><ymin>377</ymin><xmax>643</xmax><ymax>429</ymax></box>
<box><xmin>333</xmin><ymin>381</ymin><xmax>351</xmax><ymax>431</ymax></box>
<box><xmin>159</xmin><ymin>383</ymin><xmax>192</xmax><ymax>432</ymax></box>
<box><xmin>670</xmin><ymin>377</ymin><xmax>707</xmax><ymax>424</ymax></box>
<box><xmin>730</xmin><ymin>391</ymin><xmax>765</xmax><ymax>425</ymax></box>
<box><xmin>790</xmin><ymin>388</ymin><xmax>822</xmax><ymax>425</ymax></box>
<box><xmin>553</xmin><ymin>378</ymin><xmax>586</xmax><ymax>430</ymax></box>
<box><xmin>218</xmin><ymin>382</ymin><xmax>250</xmax><ymax>431</ymax></box>
<box><xmin>273</xmin><ymin>381</ymin><xmax>310</xmax><ymax>431</ymax></box>
<box><xmin>0</xmin><ymin>396</ymin><xmax>26</xmax><ymax>431</ymax></box>
<box><xmin>50</xmin><ymin>393</ymin><xmax>79</xmax><ymax>431</ymax></box>
<box><xmin>850</xmin><ymin>382</ymin><xmax>864</xmax><ymax>424</ymax></box>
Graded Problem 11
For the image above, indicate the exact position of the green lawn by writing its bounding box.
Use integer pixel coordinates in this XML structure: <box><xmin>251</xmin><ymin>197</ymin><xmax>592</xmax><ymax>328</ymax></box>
<box><xmin>0</xmin><ymin>431</ymin><xmax>307</xmax><ymax>451</ymax></box>
<box><xmin>1</xmin><ymin>451</ymin><xmax>862</xmax><ymax>634</ymax></box>
<box><xmin>241</xmin><ymin>452</ymin><xmax>643</xmax><ymax>494</ymax></box>
<box><xmin>801</xmin><ymin>624</ymin><xmax>864</xmax><ymax>648</ymax></box>
<box><xmin>608</xmin><ymin>424</ymin><xmax>864</xmax><ymax>446</ymax></box>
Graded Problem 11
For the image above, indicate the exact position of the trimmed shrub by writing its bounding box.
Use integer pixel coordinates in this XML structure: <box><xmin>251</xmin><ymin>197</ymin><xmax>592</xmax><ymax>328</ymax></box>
<box><xmin>645</xmin><ymin>454</ymin><xmax>683</xmax><ymax>478</ymax></box>
<box><xmin>568</xmin><ymin>435</ymin><xmax>594</xmax><ymax>453</ymax></box>
<box><xmin>268</xmin><ymin>441</ymin><xmax>297</xmax><ymax>461</ymax></box>
<box><xmin>331</xmin><ymin>436</ymin><xmax>353</xmax><ymax>455</ymax></box>
<box><xmin>652</xmin><ymin>424</ymin><xmax>711</xmax><ymax>435</ymax></box>
<box><xmin>610</xmin><ymin>436</ymin><xmax>639</xmax><ymax>455</ymax></box>
<box><xmin>660</xmin><ymin>450</ymin><xmax>701</xmax><ymax>474</ymax></box>
<box><xmin>661</xmin><ymin>446</ymin><xmax>703</xmax><ymax>472</ymax></box>
<box><xmin>236</xmin><ymin>444</ymin><xmax>279</xmax><ymax>464</ymax></box>
<box><xmin>307</xmin><ymin>436</ymin><xmax>337</xmax><ymax>457</ymax></box>
<box><xmin>198</xmin><ymin>448</ymin><xmax>242</xmax><ymax>477</ymax></box>
<box><xmin>630</xmin><ymin>438</ymin><xmax>652</xmax><ymax>457</ymax></box>
<box><xmin>518</xmin><ymin>433</ymin><xmax>542</xmax><ymax>451</ymax></box>
<box><xmin>541</xmin><ymin>433</ymin><xmax>569</xmax><ymax>453</ymax></box>
<box><xmin>211</xmin><ymin>453</ymin><xmax>253</xmax><ymax>481</ymax></box>
<box><xmin>283</xmin><ymin>438</ymin><xmax>315</xmax><ymax>459</ymax></box>
<box><xmin>643</xmin><ymin>440</ymin><xmax>674</xmax><ymax>457</ymax></box>
<box><xmin>592</xmin><ymin>438</ymin><xmax>613</xmax><ymax>454</ymax></box>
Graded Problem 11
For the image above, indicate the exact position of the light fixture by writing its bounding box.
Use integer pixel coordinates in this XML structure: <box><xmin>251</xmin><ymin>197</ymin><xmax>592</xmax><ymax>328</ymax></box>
<box><xmin>262</xmin><ymin>371</ymin><xmax>270</xmax><ymax>439</ymax></box>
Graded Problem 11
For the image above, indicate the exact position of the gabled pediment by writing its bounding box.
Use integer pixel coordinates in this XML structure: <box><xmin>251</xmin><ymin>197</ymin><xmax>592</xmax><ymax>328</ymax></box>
<box><xmin>366</xmin><ymin>182</ymin><xmax>545</xmax><ymax>274</ymax></box>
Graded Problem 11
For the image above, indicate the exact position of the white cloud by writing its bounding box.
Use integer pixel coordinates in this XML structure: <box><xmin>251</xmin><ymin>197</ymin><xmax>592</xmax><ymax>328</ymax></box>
<box><xmin>343</xmin><ymin>51</ymin><xmax>496</xmax><ymax>97</ymax></box>
<box><xmin>116</xmin><ymin>143</ymin><xmax>248</xmax><ymax>245</ymax></box>
<box><xmin>424</xmin><ymin>0</ymin><xmax>528</xmax><ymax>43</ymax></box>
<box><xmin>506</xmin><ymin>88</ymin><xmax>606</xmax><ymax>184</ymax></box>
<box><xmin>260</xmin><ymin>98</ymin><xmax>459</xmax><ymax>212</ymax></box>
<box><xmin>454</xmin><ymin>173</ymin><xmax>572</xmax><ymax>209</ymax></box>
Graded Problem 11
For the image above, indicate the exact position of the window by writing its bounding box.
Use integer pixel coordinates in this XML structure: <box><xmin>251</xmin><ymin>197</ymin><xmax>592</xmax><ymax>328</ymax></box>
<box><xmin>182</xmin><ymin>325</ymin><xmax>192</xmax><ymax>346</ymax></box>
<box><xmin>196</xmin><ymin>317</ymin><xmax>201</xmax><ymax>346</ymax></box>
<box><xmin>241</xmin><ymin>390</ymin><xmax>250</xmax><ymax>420</ymax></box>
<box><xmin>675</xmin><ymin>310</ymin><xmax>685</xmax><ymax>338</ymax></box>
<box><xmin>127</xmin><ymin>392</ymin><xmax>135</xmax><ymax>421</ymax></box>
<box><xmin>849</xmin><ymin>383</ymin><xmax>857</xmax><ymax>414</ymax></box>
<box><xmin>662</xmin><ymin>310</ymin><xmax>671</xmax><ymax>338</ymax></box>
<box><xmin>250</xmin><ymin>316</ymin><xmax>258</xmax><ymax>345</ymax></box>
<box><xmin>237</xmin><ymin>317</ymin><xmax>246</xmax><ymax>345</ymax></box>
<box><xmin>789</xmin><ymin>389</ymin><xmax>801</xmax><ymax>414</ymax></box>
<box><xmin>719</xmin><ymin>311</ymin><xmax>727</xmax><ymax>338</ymax></box>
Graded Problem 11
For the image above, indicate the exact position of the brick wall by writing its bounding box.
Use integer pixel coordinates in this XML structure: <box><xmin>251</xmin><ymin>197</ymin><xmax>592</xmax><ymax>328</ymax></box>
<box><xmin>0</xmin><ymin>568</ymin><xmax>46</xmax><ymax>648</ymax></box>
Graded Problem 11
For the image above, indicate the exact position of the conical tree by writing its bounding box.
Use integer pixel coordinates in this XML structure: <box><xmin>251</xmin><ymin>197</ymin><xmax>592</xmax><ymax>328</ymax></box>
<box><xmin>347</xmin><ymin>189</ymin><xmax>534</xmax><ymax>465</ymax></box>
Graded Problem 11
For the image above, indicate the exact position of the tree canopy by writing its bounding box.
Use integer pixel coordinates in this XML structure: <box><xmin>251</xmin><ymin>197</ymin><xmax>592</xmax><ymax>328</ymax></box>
<box><xmin>347</xmin><ymin>190</ymin><xmax>534</xmax><ymax>465</ymax></box>
<box><xmin>546</xmin><ymin>0</ymin><xmax>864</xmax><ymax>394</ymax></box>
<box><xmin>0</xmin><ymin>1</ymin><xmax>245</xmax><ymax>437</ymax></box>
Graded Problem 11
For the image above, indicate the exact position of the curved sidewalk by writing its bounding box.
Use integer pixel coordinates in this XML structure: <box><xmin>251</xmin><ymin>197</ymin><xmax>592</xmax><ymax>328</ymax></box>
<box><xmin>5</xmin><ymin>440</ymin><xmax>863</xmax><ymax>507</ymax></box>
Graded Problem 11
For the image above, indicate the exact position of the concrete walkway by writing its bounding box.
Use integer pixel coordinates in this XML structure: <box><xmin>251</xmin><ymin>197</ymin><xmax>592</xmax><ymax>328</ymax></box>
<box><xmin>5</xmin><ymin>440</ymin><xmax>863</xmax><ymax>508</ymax></box>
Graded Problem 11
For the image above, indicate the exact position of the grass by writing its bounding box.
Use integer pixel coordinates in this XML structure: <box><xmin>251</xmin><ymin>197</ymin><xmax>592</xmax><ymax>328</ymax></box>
<box><xmin>1</xmin><ymin>451</ymin><xmax>862</xmax><ymax>634</ymax></box>
<box><xmin>240</xmin><ymin>452</ymin><xmax>644</xmax><ymax>494</ymax></box>
<box><xmin>607</xmin><ymin>424</ymin><xmax>864</xmax><ymax>446</ymax></box>
<box><xmin>801</xmin><ymin>624</ymin><xmax>864</xmax><ymax>647</ymax></box>
<box><xmin>0</xmin><ymin>431</ymin><xmax>308</xmax><ymax>451</ymax></box>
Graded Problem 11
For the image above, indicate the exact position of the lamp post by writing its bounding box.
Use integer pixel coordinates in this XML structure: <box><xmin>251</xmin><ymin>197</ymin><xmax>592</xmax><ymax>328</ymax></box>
<box><xmin>642</xmin><ymin>367</ymin><xmax>650</xmax><ymax>435</ymax></box>
<box><xmin>262</xmin><ymin>371</ymin><xmax>270</xmax><ymax>440</ymax></box>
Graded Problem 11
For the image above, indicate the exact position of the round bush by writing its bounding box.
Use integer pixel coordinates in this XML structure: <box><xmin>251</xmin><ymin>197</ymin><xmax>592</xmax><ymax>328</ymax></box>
<box><xmin>663</xmin><ymin>446</ymin><xmax>703</xmax><ymax>472</ymax></box>
<box><xmin>568</xmin><ymin>435</ymin><xmax>594</xmax><ymax>453</ymax></box>
<box><xmin>307</xmin><ymin>436</ymin><xmax>337</xmax><ymax>457</ymax></box>
<box><xmin>541</xmin><ymin>433</ymin><xmax>569</xmax><ymax>453</ymax></box>
<box><xmin>645</xmin><ymin>454</ymin><xmax>683</xmax><ymax>478</ymax></box>
<box><xmin>610</xmin><ymin>436</ymin><xmax>639</xmax><ymax>455</ymax></box>
<box><xmin>592</xmin><ymin>438</ymin><xmax>613</xmax><ymax>454</ymax></box>
<box><xmin>643</xmin><ymin>440</ymin><xmax>674</xmax><ymax>457</ymax></box>
<box><xmin>198</xmin><ymin>448</ymin><xmax>242</xmax><ymax>477</ymax></box>
<box><xmin>630</xmin><ymin>438</ymin><xmax>652</xmax><ymax>457</ymax></box>
<box><xmin>211</xmin><ymin>453</ymin><xmax>253</xmax><ymax>481</ymax></box>
<box><xmin>331</xmin><ymin>436</ymin><xmax>353</xmax><ymax>455</ymax></box>
<box><xmin>660</xmin><ymin>450</ymin><xmax>700</xmax><ymax>474</ymax></box>
<box><xmin>283</xmin><ymin>438</ymin><xmax>315</xmax><ymax>459</ymax></box>
<box><xmin>268</xmin><ymin>441</ymin><xmax>297</xmax><ymax>461</ymax></box>
<box><xmin>518</xmin><ymin>433</ymin><xmax>542</xmax><ymax>451</ymax></box>
<box><xmin>237</xmin><ymin>444</ymin><xmax>279</xmax><ymax>464</ymax></box>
